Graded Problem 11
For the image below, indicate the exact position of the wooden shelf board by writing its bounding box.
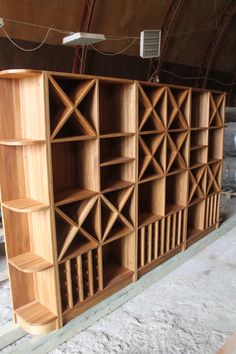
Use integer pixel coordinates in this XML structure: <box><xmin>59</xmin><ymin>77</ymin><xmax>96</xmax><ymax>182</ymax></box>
<box><xmin>59</xmin><ymin>240</ymin><xmax>98</xmax><ymax>263</ymax></box>
<box><xmin>139</xmin><ymin>130</ymin><xmax>165</xmax><ymax>135</ymax></box>
<box><xmin>167</xmin><ymin>168</ymin><xmax>187</xmax><ymax>176</ymax></box>
<box><xmin>103</xmin><ymin>227</ymin><xmax>133</xmax><ymax>244</ymax></box>
<box><xmin>165</xmin><ymin>204</ymin><xmax>185</xmax><ymax>215</ymax></box>
<box><xmin>208</xmin><ymin>158</ymin><xmax>222</xmax><ymax>165</ymax></box>
<box><xmin>100</xmin><ymin>132</ymin><xmax>135</xmax><ymax>138</ymax></box>
<box><xmin>54</xmin><ymin>188</ymin><xmax>97</xmax><ymax>206</ymax></box>
<box><xmin>100</xmin><ymin>156</ymin><xmax>135</xmax><ymax>167</ymax></box>
<box><xmin>190</xmin><ymin>144</ymin><xmax>208</xmax><ymax>151</ymax></box>
<box><xmin>189</xmin><ymin>197</ymin><xmax>205</xmax><ymax>207</ymax></box>
<box><xmin>190</xmin><ymin>162</ymin><xmax>206</xmax><ymax>169</ymax></box>
<box><xmin>139</xmin><ymin>174</ymin><xmax>164</xmax><ymax>184</ymax></box>
<box><xmin>9</xmin><ymin>252</ymin><xmax>52</xmax><ymax>273</ymax></box>
<box><xmin>138</xmin><ymin>212</ymin><xmax>163</xmax><ymax>228</ymax></box>
<box><xmin>101</xmin><ymin>180</ymin><xmax>134</xmax><ymax>194</ymax></box>
<box><xmin>187</xmin><ymin>227</ymin><xmax>202</xmax><ymax>239</ymax></box>
<box><xmin>103</xmin><ymin>264</ymin><xmax>133</xmax><ymax>288</ymax></box>
<box><xmin>190</xmin><ymin>126</ymin><xmax>208</xmax><ymax>130</ymax></box>
<box><xmin>15</xmin><ymin>300</ymin><xmax>57</xmax><ymax>327</ymax></box>
<box><xmin>209</xmin><ymin>125</ymin><xmax>224</xmax><ymax>129</ymax></box>
<box><xmin>2</xmin><ymin>198</ymin><xmax>49</xmax><ymax>213</ymax></box>
<box><xmin>51</xmin><ymin>135</ymin><xmax>97</xmax><ymax>143</ymax></box>
<box><xmin>0</xmin><ymin>139</ymin><xmax>45</xmax><ymax>146</ymax></box>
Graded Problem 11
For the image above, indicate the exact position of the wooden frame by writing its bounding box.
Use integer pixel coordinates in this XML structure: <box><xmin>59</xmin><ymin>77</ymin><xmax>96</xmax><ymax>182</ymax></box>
<box><xmin>0</xmin><ymin>69</ymin><xmax>225</xmax><ymax>335</ymax></box>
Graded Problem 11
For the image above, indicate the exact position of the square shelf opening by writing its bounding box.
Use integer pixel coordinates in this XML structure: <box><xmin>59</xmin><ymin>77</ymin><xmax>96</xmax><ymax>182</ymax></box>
<box><xmin>187</xmin><ymin>201</ymin><xmax>205</xmax><ymax>239</ymax></box>
<box><xmin>166</xmin><ymin>131</ymin><xmax>189</xmax><ymax>173</ymax></box>
<box><xmin>51</xmin><ymin>140</ymin><xmax>99</xmax><ymax>205</ymax></box>
<box><xmin>190</xmin><ymin>130</ymin><xmax>208</xmax><ymax>149</ymax></box>
<box><xmin>166</xmin><ymin>171</ymin><xmax>188</xmax><ymax>213</ymax></box>
<box><xmin>208</xmin><ymin>128</ymin><xmax>223</xmax><ymax>162</ymax></box>
<box><xmin>190</xmin><ymin>147</ymin><xmax>207</xmax><ymax>168</ymax></box>
<box><xmin>102</xmin><ymin>235</ymin><xmax>134</xmax><ymax>288</ymax></box>
<box><xmin>0</xmin><ymin>75</ymin><xmax>46</xmax><ymax>141</ymax></box>
<box><xmin>209</xmin><ymin>92</ymin><xmax>225</xmax><ymax>128</ymax></box>
<box><xmin>188</xmin><ymin>166</ymin><xmax>207</xmax><ymax>204</ymax></box>
<box><xmin>100</xmin><ymin>161</ymin><xmax>135</xmax><ymax>193</ymax></box>
<box><xmin>191</xmin><ymin>91</ymin><xmax>209</xmax><ymax>128</ymax></box>
<box><xmin>99</xmin><ymin>81</ymin><xmax>135</xmax><ymax>135</ymax></box>
<box><xmin>138</xmin><ymin>178</ymin><xmax>165</xmax><ymax>226</ymax></box>
<box><xmin>100</xmin><ymin>136</ymin><xmax>135</xmax><ymax>166</ymax></box>
<box><xmin>167</xmin><ymin>87</ymin><xmax>190</xmax><ymax>130</ymax></box>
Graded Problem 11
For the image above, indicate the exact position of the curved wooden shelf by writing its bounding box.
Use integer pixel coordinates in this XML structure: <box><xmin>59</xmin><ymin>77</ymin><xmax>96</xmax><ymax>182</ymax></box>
<box><xmin>15</xmin><ymin>301</ymin><xmax>57</xmax><ymax>335</ymax></box>
<box><xmin>2</xmin><ymin>198</ymin><xmax>49</xmax><ymax>213</ymax></box>
<box><xmin>9</xmin><ymin>252</ymin><xmax>52</xmax><ymax>273</ymax></box>
<box><xmin>0</xmin><ymin>69</ymin><xmax>41</xmax><ymax>78</ymax></box>
<box><xmin>0</xmin><ymin>139</ymin><xmax>45</xmax><ymax>146</ymax></box>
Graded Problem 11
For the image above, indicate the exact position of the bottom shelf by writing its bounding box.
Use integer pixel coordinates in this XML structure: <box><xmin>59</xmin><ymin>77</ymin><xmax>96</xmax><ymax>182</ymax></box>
<box><xmin>187</xmin><ymin>227</ymin><xmax>202</xmax><ymax>239</ymax></box>
<box><xmin>15</xmin><ymin>300</ymin><xmax>57</xmax><ymax>335</ymax></box>
<box><xmin>103</xmin><ymin>264</ymin><xmax>133</xmax><ymax>288</ymax></box>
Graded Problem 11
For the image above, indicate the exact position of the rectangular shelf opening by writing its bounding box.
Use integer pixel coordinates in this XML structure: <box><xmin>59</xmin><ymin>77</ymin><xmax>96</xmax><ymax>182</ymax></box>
<box><xmin>52</xmin><ymin>140</ymin><xmax>99</xmax><ymax>205</ymax></box>
<box><xmin>100</xmin><ymin>161</ymin><xmax>135</xmax><ymax>193</ymax></box>
<box><xmin>99</xmin><ymin>80</ymin><xmax>135</xmax><ymax>135</ymax></box>
<box><xmin>102</xmin><ymin>236</ymin><xmax>134</xmax><ymax>288</ymax></box>
<box><xmin>138</xmin><ymin>178</ymin><xmax>165</xmax><ymax>227</ymax></box>
<box><xmin>208</xmin><ymin>128</ymin><xmax>223</xmax><ymax>162</ymax></box>
<box><xmin>190</xmin><ymin>147</ymin><xmax>207</xmax><ymax>168</ymax></box>
<box><xmin>187</xmin><ymin>200</ymin><xmax>205</xmax><ymax>239</ymax></box>
<box><xmin>166</xmin><ymin>171</ymin><xmax>188</xmax><ymax>214</ymax></box>
<box><xmin>100</xmin><ymin>135</ymin><xmax>135</xmax><ymax>167</ymax></box>
<box><xmin>191</xmin><ymin>91</ymin><xmax>209</xmax><ymax>128</ymax></box>
<box><xmin>190</xmin><ymin>129</ymin><xmax>208</xmax><ymax>150</ymax></box>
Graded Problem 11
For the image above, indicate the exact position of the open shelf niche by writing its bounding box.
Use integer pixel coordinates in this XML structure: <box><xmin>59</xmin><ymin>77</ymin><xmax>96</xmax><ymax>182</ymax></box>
<box><xmin>166</xmin><ymin>171</ymin><xmax>188</xmax><ymax>214</ymax></box>
<box><xmin>191</xmin><ymin>90</ymin><xmax>209</xmax><ymax>128</ymax></box>
<box><xmin>138</xmin><ymin>177</ymin><xmax>165</xmax><ymax>227</ymax></box>
<box><xmin>100</xmin><ymin>135</ymin><xmax>135</xmax><ymax>167</ymax></box>
<box><xmin>187</xmin><ymin>200</ymin><xmax>205</xmax><ymax>240</ymax></box>
<box><xmin>48</xmin><ymin>74</ymin><xmax>98</xmax><ymax>142</ymax></box>
<box><xmin>188</xmin><ymin>165</ymin><xmax>207</xmax><ymax>205</ymax></box>
<box><xmin>206</xmin><ymin>161</ymin><xmax>222</xmax><ymax>196</ymax></box>
<box><xmin>208</xmin><ymin>128</ymin><xmax>224</xmax><ymax>162</ymax></box>
<box><xmin>99</xmin><ymin>79</ymin><xmax>136</xmax><ymax>136</ymax></box>
<box><xmin>138</xmin><ymin>133</ymin><xmax>166</xmax><ymax>181</ymax></box>
<box><xmin>166</xmin><ymin>131</ymin><xmax>189</xmax><ymax>174</ymax></box>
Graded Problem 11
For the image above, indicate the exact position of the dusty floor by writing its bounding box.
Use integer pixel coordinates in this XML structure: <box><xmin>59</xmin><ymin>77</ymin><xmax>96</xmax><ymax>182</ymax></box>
<box><xmin>0</xmin><ymin>195</ymin><xmax>236</xmax><ymax>353</ymax></box>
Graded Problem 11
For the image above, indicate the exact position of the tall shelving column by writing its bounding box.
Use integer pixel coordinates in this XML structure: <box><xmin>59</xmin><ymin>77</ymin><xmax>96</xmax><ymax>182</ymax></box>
<box><xmin>0</xmin><ymin>70</ymin><xmax>61</xmax><ymax>334</ymax></box>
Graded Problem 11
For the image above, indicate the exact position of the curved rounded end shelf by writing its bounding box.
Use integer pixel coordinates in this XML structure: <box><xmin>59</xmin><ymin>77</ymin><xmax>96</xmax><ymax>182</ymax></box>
<box><xmin>15</xmin><ymin>301</ymin><xmax>57</xmax><ymax>335</ymax></box>
<box><xmin>2</xmin><ymin>198</ymin><xmax>49</xmax><ymax>213</ymax></box>
<box><xmin>0</xmin><ymin>139</ymin><xmax>45</xmax><ymax>146</ymax></box>
<box><xmin>9</xmin><ymin>252</ymin><xmax>52</xmax><ymax>273</ymax></box>
<box><xmin>0</xmin><ymin>69</ymin><xmax>42</xmax><ymax>78</ymax></box>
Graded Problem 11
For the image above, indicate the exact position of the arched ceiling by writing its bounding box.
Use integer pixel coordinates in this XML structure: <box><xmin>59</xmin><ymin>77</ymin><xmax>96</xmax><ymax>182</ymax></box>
<box><xmin>0</xmin><ymin>0</ymin><xmax>235</xmax><ymax>86</ymax></box>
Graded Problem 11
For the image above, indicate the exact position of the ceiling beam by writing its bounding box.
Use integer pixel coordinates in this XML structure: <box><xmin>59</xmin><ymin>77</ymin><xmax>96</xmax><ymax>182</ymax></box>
<box><xmin>147</xmin><ymin>0</ymin><xmax>184</xmax><ymax>81</ymax></box>
<box><xmin>72</xmin><ymin>0</ymin><xmax>97</xmax><ymax>73</ymax></box>
<box><xmin>196</xmin><ymin>0</ymin><xmax>236</xmax><ymax>88</ymax></box>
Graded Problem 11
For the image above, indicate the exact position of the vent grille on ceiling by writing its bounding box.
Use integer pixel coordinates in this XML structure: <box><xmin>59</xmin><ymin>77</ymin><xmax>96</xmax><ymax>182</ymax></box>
<box><xmin>63</xmin><ymin>32</ymin><xmax>106</xmax><ymax>46</ymax></box>
<box><xmin>140</xmin><ymin>30</ymin><xmax>161</xmax><ymax>59</ymax></box>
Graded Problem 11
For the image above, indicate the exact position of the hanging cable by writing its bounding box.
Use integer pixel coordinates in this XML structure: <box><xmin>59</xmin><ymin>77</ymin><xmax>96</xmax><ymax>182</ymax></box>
<box><xmin>90</xmin><ymin>38</ymin><xmax>138</xmax><ymax>56</ymax></box>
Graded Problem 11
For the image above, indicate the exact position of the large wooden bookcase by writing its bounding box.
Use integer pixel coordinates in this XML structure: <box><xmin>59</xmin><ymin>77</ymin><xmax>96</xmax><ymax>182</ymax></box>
<box><xmin>0</xmin><ymin>69</ymin><xmax>225</xmax><ymax>334</ymax></box>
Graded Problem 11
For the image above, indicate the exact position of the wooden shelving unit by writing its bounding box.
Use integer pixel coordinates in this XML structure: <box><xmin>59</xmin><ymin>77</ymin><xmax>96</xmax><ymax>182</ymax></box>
<box><xmin>0</xmin><ymin>70</ymin><xmax>225</xmax><ymax>334</ymax></box>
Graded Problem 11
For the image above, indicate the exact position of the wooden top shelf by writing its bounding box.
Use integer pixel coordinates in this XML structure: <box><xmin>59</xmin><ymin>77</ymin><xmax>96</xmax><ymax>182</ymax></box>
<box><xmin>9</xmin><ymin>252</ymin><xmax>52</xmax><ymax>273</ymax></box>
<box><xmin>101</xmin><ymin>180</ymin><xmax>134</xmax><ymax>194</ymax></box>
<box><xmin>190</xmin><ymin>144</ymin><xmax>208</xmax><ymax>151</ymax></box>
<box><xmin>100</xmin><ymin>156</ymin><xmax>135</xmax><ymax>167</ymax></box>
<box><xmin>54</xmin><ymin>188</ymin><xmax>98</xmax><ymax>206</ymax></box>
<box><xmin>0</xmin><ymin>139</ymin><xmax>45</xmax><ymax>146</ymax></box>
<box><xmin>2</xmin><ymin>198</ymin><xmax>49</xmax><ymax>213</ymax></box>
<box><xmin>15</xmin><ymin>300</ymin><xmax>57</xmax><ymax>332</ymax></box>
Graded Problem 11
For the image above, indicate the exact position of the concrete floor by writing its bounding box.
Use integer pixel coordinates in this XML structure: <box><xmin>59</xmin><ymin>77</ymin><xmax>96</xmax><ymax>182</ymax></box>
<box><xmin>0</xmin><ymin>195</ymin><xmax>236</xmax><ymax>353</ymax></box>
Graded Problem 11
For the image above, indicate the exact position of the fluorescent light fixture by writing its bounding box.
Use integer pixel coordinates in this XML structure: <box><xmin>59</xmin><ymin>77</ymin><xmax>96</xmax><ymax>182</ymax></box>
<box><xmin>63</xmin><ymin>32</ymin><xmax>106</xmax><ymax>46</ymax></box>
<box><xmin>140</xmin><ymin>30</ymin><xmax>161</xmax><ymax>58</ymax></box>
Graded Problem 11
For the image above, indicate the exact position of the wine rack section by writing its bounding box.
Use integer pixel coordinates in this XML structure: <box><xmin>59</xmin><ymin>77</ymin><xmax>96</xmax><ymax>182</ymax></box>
<box><xmin>0</xmin><ymin>69</ymin><xmax>225</xmax><ymax>334</ymax></box>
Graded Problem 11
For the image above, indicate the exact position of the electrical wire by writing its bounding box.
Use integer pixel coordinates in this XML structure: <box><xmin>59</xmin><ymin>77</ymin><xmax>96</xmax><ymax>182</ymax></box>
<box><xmin>90</xmin><ymin>38</ymin><xmax>138</xmax><ymax>56</ymax></box>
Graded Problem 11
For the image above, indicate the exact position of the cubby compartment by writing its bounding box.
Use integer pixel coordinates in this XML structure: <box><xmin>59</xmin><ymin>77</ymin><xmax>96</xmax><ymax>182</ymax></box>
<box><xmin>100</xmin><ymin>160</ymin><xmax>135</xmax><ymax>193</ymax></box>
<box><xmin>166</xmin><ymin>131</ymin><xmax>189</xmax><ymax>173</ymax></box>
<box><xmin>59</xmin><ymin>248</ymin><xmax>101</xmax><ymax>313</ymax></box>
<box><xmin>138</xmin><ymin>83</ymin><xmax>166</xmax><ymax>132</ymax></box>
<box><xmin>166</xmin><ymin>87</ymin><xmax>190</xmax><ymax>130</ymax></box>
<box><xmin>205</xmin><ymin>193</ymin><xmax>220</xmax><ymax>228</ymax></box>
<box><xmin>191</xmin><ymin>91</ymin><xmax>209</xmax><ymax>128</ymax></box>
<box><xmin>138</xmin><ymin>177</ymin><xmax>165</xmax><ymax>227</ymax></box>
<box><xmin>166</xmin><ymin>171</ymin><xmax>188</xmax><ymax>214</ymax></box>
<box><xmin>188</xmin><ymin>166</ymin><xmax>207</xmax><ymax>205</ymax></box>
<box><xmin>0</xmin><ymin>74</ymin><xmax>46</xmax><ymax>144</ymax></box>
<box><xmin>206</xmin><ymin>161</ymin><xmax>222</xmax><ymax>195</ymax></box>
<box><xmin>48</xmin><ymin>75</ymin><xmax>98</xmax><ymax>141</ymax></box>
<box><xmin>190</xmin><ymin>129</ymin><xmax>208</xmax><ymax>150</ymax></box>
<box><xmin>139</xmin><ymin>133</ymin><xmax>166</xmax><ymax>181</ymax></box>
<box><xmin>187</xmin><ymin>200</ymin><xmax>205</xmax><ymax>239</ymax></box>
<box><xmin>102</xmin><ymin>235</ymin><xmax>134</xmax><ymax>288</ymax></box>
<box><xmin>51</xmin><ymin>140</ymin><xmax>99</xmax><ymax>205</ymax></box>
<box><xmin>101</xmin><ymin>186</ymin><xmax>135</xmax><ymax>243</ymax></box>
<box><xmin>189</xmin><ymin>147</ymin><xmax>207</xmax><ymax>168</ymax></box>
<box><xmin>209</xmin><ymin>92</ymin><xmax>225</xmax><ymax>128</ymax></box>
<box><xmin>0</xmin><ymin>144</ymin><xmax>49</xmax><ymax>209</ymax></box>
<box><xmin>99</xmin><ymin>80</ymin><xmax>135</xmax><ymax>135</ymax></box>
<box><xmin>208</xmin><ymin>128</ymin><xmax>224</xmax><ymax>162</ymax></box>
<box><xmin>100</xmin><ymin>135</ymin><xmax>135</xmax><ymax>166</ymax></box>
